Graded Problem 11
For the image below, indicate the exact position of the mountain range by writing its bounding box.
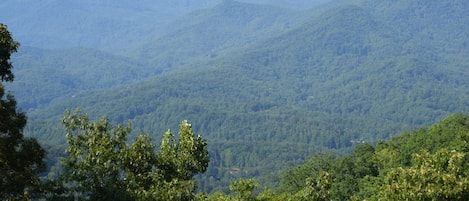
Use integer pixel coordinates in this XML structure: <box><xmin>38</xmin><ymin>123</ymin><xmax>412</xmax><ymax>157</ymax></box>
<box><xmin>3</xmin><ymin>0</ymin><xmax>469</xmax><ymax>192</ymax></box>
<box><xmin>0</xmin><ymin>0</ymin><xmax>329</xmax><ymax>52</ymax></box>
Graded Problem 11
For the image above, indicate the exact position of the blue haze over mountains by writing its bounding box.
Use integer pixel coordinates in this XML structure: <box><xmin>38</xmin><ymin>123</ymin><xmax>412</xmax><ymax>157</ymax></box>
<box><xmin>1</xmin><ymin>0</ymin><xmax>469</xmax><ymax>192</ymax></box>
<box><xmin>0</xmin><ymin>0</ymin><xmax>329</xmax><ymax>51</ymax></box>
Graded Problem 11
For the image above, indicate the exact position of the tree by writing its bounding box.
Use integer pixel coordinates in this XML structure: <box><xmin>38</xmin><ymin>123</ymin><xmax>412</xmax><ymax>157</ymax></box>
<box><xmin>349</xmin><ymin>148</ymin><xmax>469</xmax><ymax>201</ymax></box>
<box><xmin>0</xmin><ymin>24</ymin><xmax>19</xmax><ymax>82</ymax></box>
<box><xmin>280</xmin><ymin>153</ymin><xmax>337</xmax><ymax>193</ymax></box>
<box><xmin>230</xmin><ymin>178</ymin><xmax>259</xmax><ymax>201</ymax></box>
<box><xmin>378</xmin><ymin>149</ymin><xmax>469</xmax><ymax>201</ymax></box>
<box><xmin>0</xmin><ymin>23</ymin><xmax>46</xmax><ymax>200</ymax></box>
<box><xmin>294</xmin><ymin>171</ymin><xmax>332</xmax><ymax>201</ymax></box>
<box><xmin>57</xmin><ymin>109</ymin><xmax>209</xmax><ymax>200</ymax></box>
<box><xmin>59</xmin><ymin>110</ymin><xmax>133</xmax><ymax>200</ymax></box>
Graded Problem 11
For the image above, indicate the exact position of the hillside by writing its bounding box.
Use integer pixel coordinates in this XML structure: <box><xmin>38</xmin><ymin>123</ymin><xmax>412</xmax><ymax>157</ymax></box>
<box><xmin>0</xmin><ymin>0</ymin><xmax>229</xmax><ymax>52</ymax></box>
<box><xmin>8</xmin><ymin>47</ymin><xmax>150</xmax><ymax>110</ymax></box>
<box><xmin>7</xmin><ymin>0</ymin><xmax>469</xmax><ymax>192</ymax></box>
<box><xmin>0</xmin><ymin>0</ymin><xmax>329</xmax><ymax>52</ymax></box>
<box><xmin>8</xmin><ymin>1</ymin><xmax>305</xmax><ymax>111</ymax></box>
<box><xmin>236</xmin><ymin>1</ymin><xmax>469</xmax><ymax>126</ymax></box>
<box><xmin>201</xmin><ymin>113</ymin><xmax>469</xmax><ymax>200</ymax></box>
<box><xmin>129</xmin><ymin>0</ymin><xmax>309</xmax><ymax>72</ymax></box>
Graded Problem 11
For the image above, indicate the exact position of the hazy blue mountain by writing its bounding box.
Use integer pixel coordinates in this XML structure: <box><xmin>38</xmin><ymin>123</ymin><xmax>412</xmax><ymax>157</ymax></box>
<box><xmin>0</xmin><ymin>0</ymin><xmax>219</xmax><ymax>52</ymax></box>
<box><xmin>0</xmin><ymin>0</ymin><xmax>330</xmax><ymax>52</ymax></box>
<box><xmin>130</xmin><ymin>0</ymin><xmax>311</xmax><ymax>71</ymax></box>
<box><xmin>8</xmin><ymin>1</ymin><xmax>316</xmax><ymax>112</ymax></box>
<box><xmin>243</xmin><ymin>0</ymin><xmax>330</xmax><ymax>9</ymax></box>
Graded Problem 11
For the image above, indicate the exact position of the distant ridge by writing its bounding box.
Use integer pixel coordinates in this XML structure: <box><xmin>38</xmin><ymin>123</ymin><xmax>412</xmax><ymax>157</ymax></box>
<box><xmin>0</xmin><ymin>0</ymin><xmax>330</xmax><ymax>52</ymax></box>
<box><xmin>131</xmin><ymin>0</ymin><xmax>307</xmax><ymax>70</ymax></box>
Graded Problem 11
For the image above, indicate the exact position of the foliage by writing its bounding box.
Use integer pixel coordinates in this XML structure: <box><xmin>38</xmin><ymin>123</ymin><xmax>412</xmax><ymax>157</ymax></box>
<box><xmin>51</xmin><ymin>109</ymin><xmax>208</xmax><ymax>200</ymax></box>
<box><xmin>378</xmin><ymin>149</ymin><xmax>469</xmax><ymax>200</ymax></box>
<box><xmin>0</xmin><ymin>23</ymin><xmax>46</xmax><ymax>200</ymax></box>
<box><xmin>200</xmin><ymin>173</ymin><xmax>333</xmax><ymax>201</ymax></box>
<box><xmin>278</xmin><ymin>113</ymin><xmax>469</xmax><ymax>200</ymax></box>
<box><xmin>229</xmin><ymin>178</ymin><xmax>259</xmax><ymax>201</ymax></box>
<box><xmin>0</xmin><ymin>23</ymin><xmax>19</xmax><ymax>82</ymax></box>
<box><xmin>280</xmin><ymin>153</ymin><xmax>337</xmax><ymax>193</ymax></box>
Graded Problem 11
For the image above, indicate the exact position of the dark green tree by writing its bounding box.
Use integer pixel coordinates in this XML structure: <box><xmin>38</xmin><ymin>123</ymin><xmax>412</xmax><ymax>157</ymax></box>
<box><xmin>0</xmin><ymin>23</ymin><xmax>46</xmax><ymax>200</ymax></box>
<box><xmin>0</xmin><ymin>23</ymin><xmax>18</xmax><ymax>82</ymax></box>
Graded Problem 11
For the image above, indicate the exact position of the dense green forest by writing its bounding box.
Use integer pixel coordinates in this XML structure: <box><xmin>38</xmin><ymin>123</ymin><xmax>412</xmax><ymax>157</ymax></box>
<box><xmin>1</xmin><ymin>0</ymin><xmax>469</xmax><ymax>198</ymax></box>
<box><xmin>200</xmin><ymin>113</ymin><xmax>469</xmax><ymax>200</ymax></box>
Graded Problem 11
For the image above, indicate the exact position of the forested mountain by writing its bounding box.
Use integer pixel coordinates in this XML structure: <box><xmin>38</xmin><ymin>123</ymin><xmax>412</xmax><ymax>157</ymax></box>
<box><xmin>4</xmin><ymin>0</ymin><xmax>469</xmax><ymax>193</ymax></box>
<box><xmin>235</xmin><ymin>0</ymin><xmax>469</xmax><ymax>126</ymax></box>
<box><xmin>0</xmin><ymin>0</ymin><xmax>329</xmax><ymax>52</ymax></box>
<box><xmin>129</xmin><ymin>0</ymin><xmax>310</xmax><ymax>71</ymax></box>
<box><xmin>0</xmin><ymin>0</ymin><xmax>219</xmax><ymax>52</ymax></box>
<box><xmin>8</xmin><ymin>1</ymin><xmax>318</xmax><ymax>112</ymax></box>
<box><xmin>7</xmin><ymin>47</ymin><xmax>151</xmax><ymax>110</ymax></box>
